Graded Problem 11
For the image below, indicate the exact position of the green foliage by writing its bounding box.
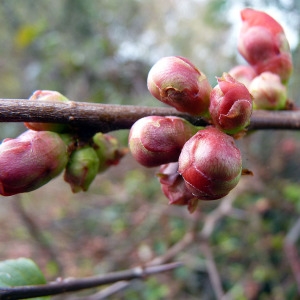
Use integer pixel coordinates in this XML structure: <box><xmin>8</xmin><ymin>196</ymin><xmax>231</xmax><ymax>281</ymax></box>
<box><xmin>0</xmin><ymin>258</ymin><xmax>49</xmax><ymax>300</ymax></box>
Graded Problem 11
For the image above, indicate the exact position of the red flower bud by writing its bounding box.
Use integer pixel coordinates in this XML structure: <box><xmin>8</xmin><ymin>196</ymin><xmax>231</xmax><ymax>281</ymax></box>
<box><xmin>0</xmin><ymin>130</ymin><xmax>68</xmax><ymax>196</ymax></box>
<box><xmin>147</xmin><ymin>56</ymin><xmax>212</xmax><ymax>116</ymax></box>
<box><xmin>238</xmin><ymin>8</ymin><xmax>292</xmax><ymax>83</ymax></box>
<box><xmin>64</xmin><ymin>146</ymin><xmax>99</xmax><ymax>193</ymax></box>
<box><xmin>178</xmin><ymin>127</ymin><xmax>242</xmax><ymax>200</ymax></box>
<box><xmin>228</xmin><ymin>65</ymin><xmax>257</xmax><ymax>88</ymax></box>
<box><xmin>209</xmin><ymin>73</ymin><xmax>253</xmax><ymax>134</ymax></box>
<box><xmin>249</xmin><ymin>72</ymin><xmax>287</xmax><ymax>110</ymax></box>
<box><xmin>158</xmin><ymin>163</ymin><xmax>195</xmax><ymax>205</ymax></box>
<box><xmin>92</xmin><ymin>133</ymin><xmax>127</xmax><ymax>172</ymax></box>
<box><xmin>24</xmin><ymin>90</ymin><xmax>71</xmax><ymax>133</ymax></box>
<box><xmin>129</xmin><ymin>116</ymin><xmax>199</xmax><ymax>167</ymax></box>
<box><xmin>253</xmin><ymin>52</ymin><xmax>293</xmax><ymax>84</ymax></box>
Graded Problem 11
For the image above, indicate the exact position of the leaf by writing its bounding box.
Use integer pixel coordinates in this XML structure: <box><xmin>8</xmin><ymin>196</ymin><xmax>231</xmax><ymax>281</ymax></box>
<box><xmin>0</xmin><ymin>257</ymin><xmax>49</xmax><ymax>300</ymax></box>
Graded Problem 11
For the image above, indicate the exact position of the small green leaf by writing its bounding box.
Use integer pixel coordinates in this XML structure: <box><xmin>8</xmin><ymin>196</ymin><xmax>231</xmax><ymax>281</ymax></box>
<box><xmin>0</xmin><ymin>257</ymin><xmax>49</xmax><ymax>300</ymax></box>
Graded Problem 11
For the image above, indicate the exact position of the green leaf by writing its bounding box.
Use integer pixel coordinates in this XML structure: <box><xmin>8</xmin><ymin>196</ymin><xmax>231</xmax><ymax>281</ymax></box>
<box><xmin>0</xmin><ymin>257</ymin><xmax>49</xmax><ymax>300</ymax></box>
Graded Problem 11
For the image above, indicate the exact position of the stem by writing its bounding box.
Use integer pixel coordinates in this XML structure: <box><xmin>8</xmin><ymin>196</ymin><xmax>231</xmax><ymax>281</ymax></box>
<box><xmin>0</xmin><ymin>262</ymin><xmax>182</xmax><ymax>300</ymax></box>
<box><xmin>0</xmin><ymin>99</ymin><xmax>300</xmax><ymax>133</ymax></box>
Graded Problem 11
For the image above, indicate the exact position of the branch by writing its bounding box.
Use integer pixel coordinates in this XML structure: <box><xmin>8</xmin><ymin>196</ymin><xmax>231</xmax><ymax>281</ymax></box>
<box><xmin>0</xmin><ymin>262</ymin><xmax>182</xmax><ymax>300</ymax></box>
<box><xmin>0</xmin><ymin>99</ymin><xmax>199</xmax><ymax>134</ymax></box>
<box><xmin>284</xmin><ymin>217</ymin><xmax>300</xmax><ymax>294</ymax></box>
<box><xmin>0</xmin><ymin>99</ymin><xmax>300</xmax><ymax>133</ymax></box>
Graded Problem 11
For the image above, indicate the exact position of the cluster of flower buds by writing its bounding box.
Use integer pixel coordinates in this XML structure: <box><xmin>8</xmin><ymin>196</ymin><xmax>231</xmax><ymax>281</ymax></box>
<box><xmin>0</xmin><ymin>90</ymin><xmax>127</xmax><ymax>196</ymax></box>
<box><xmin>130</xmin><ymin>56</ymin><xmax>249</xmax><ymax>211</ymax></box>
<box><xmin>129</xmin><ymin>8</ymin><xmax>294</xmax><ymax>212</ymax></box>
<box><xmin>229</xmin><ymin>8</ymin><xmax>292</xmax><ymax>109</ymax></box>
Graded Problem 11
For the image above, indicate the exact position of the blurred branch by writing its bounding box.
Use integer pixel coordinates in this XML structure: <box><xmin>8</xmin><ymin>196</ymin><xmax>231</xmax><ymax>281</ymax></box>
<box><xmin>284</xmin><ymin>217</ymin><xmax>300</xmax><ymax>294</ymax></box>
<box><xmin>0</xmin><ymin>99</ymin><xmax>300</xmax><ymax>134</ymax></box>
<box><xmin>0</xmin><ymin>262</ymin><xmax>182</xmax><ymax>300</ymax></box>
<box><xmin>201</xmin><ymin>243</ymin><xmax>224</xmax><ymax>300</ymax></box>
<box><xmin>12</xmin><ymin>195</ymin><xmax>64</xmax><ymax>276</ymax></box>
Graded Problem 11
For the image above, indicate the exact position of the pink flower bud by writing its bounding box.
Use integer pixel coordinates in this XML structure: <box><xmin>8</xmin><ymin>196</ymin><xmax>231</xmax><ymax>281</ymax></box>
<box><xmin>253</xmin><ymin>52</ymin><xmax>293</xmax><ymax>84</ymax></box>
<box><xmin>147</xmin><ymin>56</ymin><xmax>212</xmax><ymax>116</ymax></box>
<box><xmin>249</xmin><ymin>72</ymin><xmax>287</xmax><ymax>110</ymax></box>
<box><xmin>238</xmin><ymin>8</ymin><xmax>292</xmax><ymax>83</ymax></box>
<box><xmin>129</xmin><ymin>116</ymin><xmax>199</xmax><ymax>167</ymax></box>
<box><xmin>228</xmin><ymin>65</ymin><xmax>257</xmax><ymax>88</ymax></box>
<box><xmin>158</xmin><ymin>162</ymin><xmax>198</xmax><ymax>212</ymax></box>
<box><xmin>24</xmin><ymin>90</ymin><xmax>71</xmax><ymax>133</ymax></box>
<box><xmin>92</xmin><ymin>133</ymin><xmax>127</xmax><ymax>172</ymax></box>
<box><xmin>0</xmin><ymin>130</ymin><xmax>68</xmax><ymax>196</ymax></box>
<box><xmin>64</xmin><ymin>146</ymin><xmax>99</xmax><ymax>193</ymax></box>
<box><xmin>209</xmin><ymin>73</ymin><xmax>253</xmax><ymax>134</ymax></box>
<box><xmin>178</xmin><ymin>127</ymin><xmax>242</xmax><ymax>200</ymax></box>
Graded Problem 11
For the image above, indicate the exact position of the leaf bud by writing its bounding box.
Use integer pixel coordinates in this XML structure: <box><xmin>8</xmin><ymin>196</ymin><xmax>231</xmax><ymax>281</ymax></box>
<box><xmin>147</xmin><ymin>56</ymin><xmax>212</xmax><ymax>116</ymax></box>
<box><xmin>178</xmin><ymin>127</ymin><xmax>242</xmax><ymax>200</ymax></box>
<box><xmin>209</xmin><ymin>73</ymin><xmax>253</xmax><ymax>134</ymax></box>
<box><xmin>129</xmin><ymin>116</ymin><xmax>199</xmax><ymax>167</ymax></box>
<box><xmin>92</xmin><ymin>133</ymin><xmax>127</xmax><ymax>172</ymax></box>
<box><xmin>0</xmin><ymin>130</ymin><xmax>68</xmax><ymax>196</ymax></box>
<box><xmin>24</xmin><ymin>90</ymin><xmax>71</xmax><ymax>132</ymax></box>
<box><xmin>249</xmin><ymin>72</ymin><xmax>287</xmax><ymax>110</ymax></box>
<box><xmin>64</xmin><ymin>146</ymin><xmax>99</xmax><ymax>193</ymax></box>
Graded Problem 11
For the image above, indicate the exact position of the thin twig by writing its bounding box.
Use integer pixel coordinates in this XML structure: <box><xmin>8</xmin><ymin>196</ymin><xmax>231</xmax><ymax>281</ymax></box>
<box><xmin>284</xmin><ymin>217</ymin><xmax>300</xmax><ymax>293</ymax></box>
<box><xmin>0</xmin><ymin>262</ymin><xmax>182</xmax><ymax>300</ymax></box>
<box><xmin>12</xmin><ymin>195</ymin><xmax>64</xmax><ymax>276</ymax></box>
<box><xmin>201</xmin><ymin>243</ymin><xmax>224</xmax><ymax>300</ymax></box>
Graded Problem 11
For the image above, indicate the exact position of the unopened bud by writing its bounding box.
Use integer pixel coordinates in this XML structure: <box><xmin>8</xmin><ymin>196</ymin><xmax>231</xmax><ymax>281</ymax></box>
<box><xmin>64</xmin><ymin>146</ymin><xmax>99</xmax><ymax>193</ymax></box>
<box><xmin>158</xmin><ymin>162</ymin><xmax>188</xmax><ymax>206</ymax></box>
<box><xmin>92</xmin><ymin>133</ymin><xmax>127</xmax><ymax>172</ymax></box>
<box><xmin>178</xmin><ymin>127</ymin><xmax>242</xmax><ymax>200</ymax></box>
<box><xmin>158</xmin><ymin>162</ymin><xmax>198</xmax><ymax>213</ymax></box>
<box><xmin>253</xmin><ymin>52</ymin><xmax>293</xmax><ymax>85</ymax></box>
<box><xmin>238</xmin><ymin>8</ymin><xmax>292</xmax><ymax>83</ymax></box>
<box><xmin>209</xmin><ymin>73</ymin><xmax>252</xmax><ymax>134</ymax></box>
<box><xmin>249</xmin><ymin>72</ymin><xmax>287</xmax><ymax>110</ymax></box>
<box><xmin>147</xmin><ymin>56</ymin><xmax>212</xmax><ymax>116</ymax></box>
<box><xmin>129</xmin><ymin>116</ymin><xmax>199</xmax><ymax>167</ymax></box>
<box><xmin>24</xmin><ymin>90</ymin><xmax>71</xmax><ymax>132</ymax></box>
<box><xmin>0</xmin><ymin>130</ymin><xmax>68</xmax><ymax>196</ymax></box>
<box><xmin>228</xmin><ymin>65</ymin><xmax>257</xmax><ymax>88</ymax></box>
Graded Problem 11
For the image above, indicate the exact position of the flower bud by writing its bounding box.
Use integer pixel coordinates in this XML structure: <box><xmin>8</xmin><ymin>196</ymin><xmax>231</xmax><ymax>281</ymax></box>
<box><xmin>64</xmin><ymin>146</ymin><xmax>99</xmax><ymax>193</ymax></box>
<box><xmin>24</xmin><ymin>90</ymin><xmax>71</xmax><ymax>132</ymax></box>
<box><xmin>129</xmin><ymin>116</ymin><xmax>199</xmax><ymax>167</ymax></box>
<box><xmin>92</xmin><ymin>133</ymin><xmax>127</xmax><ymax>172</ymax></box>
<box><xmin>249</xmin><ymin>72</ymin><xmax>287</xmax><ymax>110</ymax></box>
<box><xmin>157</xmin><ymin>162</ymin><xmax>198</xmax><ymax>212</ymax></box>
<box><xmin>209</xmin><ymin>73</ymin><xmax>252</xmax><ymax>134</ymax></box>
<box><xmin>228</xmin><ymin>65</ymin><xmax>257</xmax><ymax>88</ymax></box>
<box><xmin>0</xmin><ymin>130</ymin><xmax>68</xmax><ymax>196</ymax></box>
<box><xmin>253</xmin><ymin>52</ymin><xmax>293</xmax><ymax>85</ymax></box>
<box><xmin>238</xmin><ymin>8</ymin><xmax>292</xmax><ymax>83</ymax></box>
<box><xmin>178</xmin><ymin>127</ymin><xmax>242</xmax><ymax>200</ymax></box>
<box><xmin>147</xmin><ymin>56</ymin><xmax>212</xmax><ymax>116</ymax></box>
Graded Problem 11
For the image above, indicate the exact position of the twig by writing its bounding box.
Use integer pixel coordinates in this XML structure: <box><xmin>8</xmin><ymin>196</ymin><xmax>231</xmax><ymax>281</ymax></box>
<box><xmin>0</xmin><ymin>99</ymin><xmax>300</xmax><ymax>133</ymax></box>
<box><xmin>0</xmin><ymin>262</ymin><xmax>182</xmax><ymax>300</ymax></box>
<box><xmin>201</xmin><ymin>243</ymin><xmax>224</xmax><ymax>300</ymax></box>
<box><xmin>11</xmin><ymin>195</ymin><xmax>64</xmax><ymax>276</ymax></box>
<box><xmin>284</xmin><ymin>217</ymin><xmax>300</xmax><ymax>293</ymax></box>
<box><xmin>82</xmin><ymin>210</ymin><xmax>201</xmax><ymax>299</ymax></box>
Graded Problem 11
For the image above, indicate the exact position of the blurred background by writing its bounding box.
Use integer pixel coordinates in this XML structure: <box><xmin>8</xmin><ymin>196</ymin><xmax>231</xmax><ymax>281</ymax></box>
<box><xmin>0</xmin><ymin>0</ymin><xmax>300</xmax><ymax>299</ymax></box>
